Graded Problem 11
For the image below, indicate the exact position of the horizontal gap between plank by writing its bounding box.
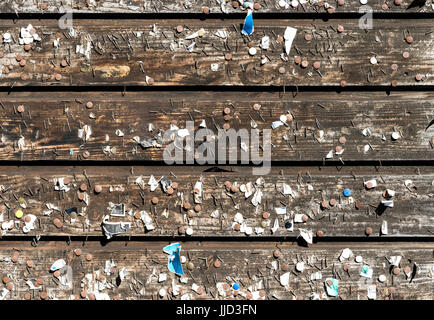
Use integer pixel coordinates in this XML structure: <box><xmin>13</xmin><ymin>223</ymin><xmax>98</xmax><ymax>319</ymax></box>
<box><xmin>1</xmin><ymin>235</ymin><xmax>434</xmax><ymax>245</ymax></box>
<box><xmin>0</xmin><ymin>160</ymin><xmax>433</xmax><ymax>166</ymax></box>
<box><xmin>1</xmin><ymin>12</ymin><xmax>434</xmax><ymax>20</ymax></box>
<box><xmin>1</xmin><ymin>85</ymin><xmax>434</xmax><ymax>93</ymax></box>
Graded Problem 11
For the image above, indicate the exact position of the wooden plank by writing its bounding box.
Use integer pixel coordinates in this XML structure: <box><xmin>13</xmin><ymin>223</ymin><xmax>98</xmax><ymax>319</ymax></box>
<box><xmin>0</xmin><ymin>91</ymin><xmax>433</xmax><ymax>161</ymax></box>
<box><xmin>1</xmin><ymin>165</ymin><xmax>433</xmax><ymax>238</ymax></box>
<box><xmin>1</xmin><ymin>0</ymin><xmax>432</xmax><ymax>14</ymax></box>
<box><xmin>0</xmin><ymin>241</ymin><xmax>432</xmax><ymax>300</ymax></box>
<box><xmin>0</xmin><ymin>19</ymin><xmax>432</xmax><ymax>87</ymax></box>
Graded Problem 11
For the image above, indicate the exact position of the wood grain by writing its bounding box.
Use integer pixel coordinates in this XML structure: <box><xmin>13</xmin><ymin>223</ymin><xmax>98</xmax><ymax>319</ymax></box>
<box><xmin>0</xmin><ymin>91</ymin><xmax>433</xmax><ymax>161</ymax></box>
<box><xmin>0</xmin><ymin>241</ymin><xmax>432</xmax><ymax>300</ymax></box>
<box><xmin>1</xmin><ymin>0</ymin><xmax>432</xmax><ymax>14</ymax></box>
<box><xmin>0</xmin><ymin>19</ymin><xmax>432</xmax><ymax>87</ymax></box>
<box><xmin>1</xmin><ymin>165</ymin><xmax>433</xmax><ymax>238</ymax></box>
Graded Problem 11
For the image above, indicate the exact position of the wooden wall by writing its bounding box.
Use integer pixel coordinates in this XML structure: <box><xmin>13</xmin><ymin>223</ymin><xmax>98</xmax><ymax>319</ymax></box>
<box><xmin>0</xmin><ymin>0</ymin><xmax>433</xmax><ymax>300</ymax></box>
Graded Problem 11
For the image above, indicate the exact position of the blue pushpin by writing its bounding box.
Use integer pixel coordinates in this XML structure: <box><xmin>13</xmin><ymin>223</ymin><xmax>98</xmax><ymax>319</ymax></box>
<box><xmin>343</xmin><ymin>189</ymin><xmax>351</xmax><ymax>197</ymax></box>
<box><xmin>241</xmin><ymin>9</ymin><xmax>254</xmax><ymax>36</ymax></box>
<box><xmin>232</xmin><ymin>283</ymin><xmax>240</xmax><ymax>290</ymax></box>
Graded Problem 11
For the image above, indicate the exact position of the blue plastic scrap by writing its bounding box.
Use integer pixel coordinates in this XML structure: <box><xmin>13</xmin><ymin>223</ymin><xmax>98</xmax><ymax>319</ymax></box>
<box><xmin>241</xmin><ymin>9</ymin><xmax>254</xmax><ymax>36</ymax></box>
<box><xmin>163</xmin><ymin>243</ymin><xmax>184</xmax><ymax>276</ymax></box>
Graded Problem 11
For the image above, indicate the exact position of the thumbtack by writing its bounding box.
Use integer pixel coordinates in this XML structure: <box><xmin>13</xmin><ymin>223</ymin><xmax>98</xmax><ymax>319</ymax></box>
<box><xmin>11</xmin><ymin>252</ymin><xmax>19</xmax><ymax>263</ymax></box>
<box><xmin>85</xmin><ymin>253</ymin><xmax>93</xmax><ymax>261</ymax></box>
<box><xmin>213</xmin><ymin>260</ymin><xmax>222</xmax><ymax>268</ymax></box>
<box><xmin>202</xmin><ymin>6</ymin><xmax>210</xmax><ymax>14</ymax></box>
<box><xmin>415</xmin><ymin>74</ymin><xmax>423</xmax><ymax>81</ymax></box>
<box><xmin>392</xmin><ymin>267</ymin><xmax>400</xmax><ymax>275</ymax></box>
<box><xmin>278</xmin><ymin>67</ymin><xmax>286</xmax><ymax>74</ymax></box>
<box><xmin>74</xmin><ymin>248</ymin><xmax>82</xmax><ymax>256</ymax></box>
<box><xmin>176</xmin><ymin>25</ymin><xmax>183</xmax><ymax>33</ymax></box>
<box><xmin>394</xmin><ymin>0</ymin><xmax>402</xmax><ymax>5</ymax></box>
<box><xmin>53</xmin><ymin>218</ymin><xmax>63</xmax><ymax>228</ymax></box>
<box><xmin>316</xmin><ymin>230</ymin><xmax>324</xmax><ymax>237</ymax></box>
<box><xmin>313</xmin><ymin>61</ymin><xmax>321</xmax><ymax>69</ymax></box>
<box><xmin>178</xmin><ymin>226</ymin><xmax>185</xmax><ymax>235</ymax></box>
<box><xmin>17</xmin><ymin>105</ymin><xmax>25</xmax><ymax>113</ymax></box>
<box><xmin>365</xmin><ymin>227</ymin><xmax>373</xmax><ymax>235</ymax></box>
<box><xmin>151</xmin><ymin>197</ymin><xmax>159</xmax><ymax>205</ymax></box>
<box><xmin>405</xmin><ymin>35</ymin><xmax>413</xmax><ymax>44</ymax></box>
<box><xmin>301</xmin><ymin>60</ymin><xmax>309</xmax><ymax>68</ymax></box>
<box><xmin>321</xmin><ymin>201</ymin><xmax>329</xmax><ymax>209</ymax></box>
<box><xmin>304</xmin><ymin>34</ymin><xmax>312</xmax><ymax>41</ymax></box>
<box><xmin>273</xmin><ymin>250</ymin><xmax>280</xmax><ymax>258</ymax></box>
<box><xmin>94</xmin><ymin>185</ymin><xmax>102</xmax><ymax>194</ymax></box>
<box><xmin>402</xmin><ymin>51</ymin><xmax>409</xmax><ymax>59</ymax></box>
<box><xmin>337</xmin><ymin>25</ymin><xmax>344</xmax><ymax>33</ymax></box>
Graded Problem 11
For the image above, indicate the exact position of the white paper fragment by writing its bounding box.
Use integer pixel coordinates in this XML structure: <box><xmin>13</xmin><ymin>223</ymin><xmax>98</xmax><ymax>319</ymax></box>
<box><xmin>367</xmin><ymin>285</ymin><xmax>376</xmax><ymax>299</ymax></box>
<box><xmin>298</xmin><ymin>228</ymin><xmax>313</xmax><ymax>244</ymax></box>
<box><xmin>339</xmin><ymin>248</ymin><xmax>353</xmax><ymax>262</ymax></box>
<box><xmin>388</xmin><ymin>256</ymin><xmax>401</xmax><ymax>267</ymax></box>
<box><xmin>185</xmin><ymin>28</ymin><xmax>206</xmax><ymax>40</ymax></box>
<box><xmin>364</xmin><ymin>179</ymin><xmax>377</xmax><ymax>189</ymax></box>
<box><xmin>271</xmin><ymin>219</ymin><xmax>279</xmax><ymax>234</ymax></box>
<box><xmin>50</xmin><ymin>259</ymin><xmax>66</xmax><ymax>272</ymax></box>
<box><xmin>381</xmin><ymin>221</ymin><xmax>388</xmax><ymax>235</ymax></box>
<box><xmin>260</xmin><ymin>36</ymin><xmax>270</xmax><ymax>50</ymax></box>
<box><xmin>148</xmin><ymin>175</ymin><xmax>159</xmax><ymax>191</ymax></box>
<box><xmin>78</xmin><ymin>125</ymin><xmax>92</xmax><ymax>142</ymax></box>
<box><xmin>275</xmin><ymin>207</ymin><xmax>286</xmax><ymax>215</ymax></box>
<box><xmin>280</xmin><ymin>272</ymin><xmax>290</xmax><ymax>286</ymax></box>
<box><xmin>251</xmin><ymin>189</ymin><xmax>262</xmax><ymax>207</ymax></box>
<box><xmin>284</xmin><ymin>27</ymin><xmax>297</xmax><ymax>55</ymax></box>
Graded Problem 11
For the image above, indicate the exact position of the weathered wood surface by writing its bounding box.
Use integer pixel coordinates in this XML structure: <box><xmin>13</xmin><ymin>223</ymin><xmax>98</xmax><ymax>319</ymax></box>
<box><xmin>1</xmin><ymin>165</ymin><xmax>433</xmax><ymax>238</ymax></box>
<box><xmin>0</xmin><ymin>241</ymin><xmax>432</xmax><ymax>300</ymax></box>
<box><xmin>1</xmin><ymin>0</ymin><xmax>433</xmax><ymax>14</ymax></box>
<box><xmin>0</xmin><ymin>19</ymin><xmax>432</xmax><ymax>87</ymax></box>
<box><xmin>0</xmin><ymin>91</ymin><xmax>433</xmax><ymax>161</ymax></box>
